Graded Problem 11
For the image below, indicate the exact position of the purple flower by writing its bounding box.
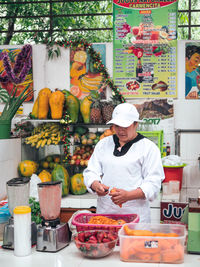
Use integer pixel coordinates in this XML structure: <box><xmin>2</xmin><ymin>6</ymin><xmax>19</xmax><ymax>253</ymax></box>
<box><xmin>0</xmin><ymin>45</ymin><xmax>32</xmax><ymax>84</ymax></box>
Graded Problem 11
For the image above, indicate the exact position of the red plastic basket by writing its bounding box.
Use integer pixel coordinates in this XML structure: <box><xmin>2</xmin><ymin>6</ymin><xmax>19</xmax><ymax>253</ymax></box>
<box><xmin>72</xmin><ymin>213</ymin><xmax>140</xmax><ymax>233</ymax></box>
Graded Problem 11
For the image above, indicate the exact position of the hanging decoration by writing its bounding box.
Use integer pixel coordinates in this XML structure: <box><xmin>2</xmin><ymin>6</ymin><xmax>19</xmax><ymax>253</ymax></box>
<box><xmin>48</xmin><ymin>40</ymin><xmax>126</xmax><ymax>105</ymax></box>
<box><xmin>60</xmin><ymin>109</ymin><xmax>72</xmax><ymax>162</ymax></box>
<box><xmin>47</xmin><ymin>39</ymin><xmax>126</xmax><ymax>163</ymax></box>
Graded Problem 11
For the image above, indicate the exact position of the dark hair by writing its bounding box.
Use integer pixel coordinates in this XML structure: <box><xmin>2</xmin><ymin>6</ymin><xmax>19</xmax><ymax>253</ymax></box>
<box><xmin>186</xmin><ymin>45</ymin><xmax>200</xmax><ymax>59</ymax></box>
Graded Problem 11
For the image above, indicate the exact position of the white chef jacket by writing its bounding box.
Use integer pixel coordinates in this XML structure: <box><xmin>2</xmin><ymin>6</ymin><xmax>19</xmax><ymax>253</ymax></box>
<box><xmin>83</xmin><ymin>134</ymin><xmax>165</xmax><ymax>223</ymax></box>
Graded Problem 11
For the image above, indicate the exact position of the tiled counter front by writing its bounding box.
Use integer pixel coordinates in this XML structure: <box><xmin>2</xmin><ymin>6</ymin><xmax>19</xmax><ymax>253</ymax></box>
<box><xmin>0</xmin><ymin>138</ymin><xmax>21</xmax><ymax>201</ymax></box>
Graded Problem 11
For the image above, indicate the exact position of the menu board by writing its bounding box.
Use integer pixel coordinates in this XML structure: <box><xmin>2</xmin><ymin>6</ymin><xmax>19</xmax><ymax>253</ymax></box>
<box><xmin>113</xmin><ymin>0</ymin><xmax>178</xmax><ymax>98</ymax></box>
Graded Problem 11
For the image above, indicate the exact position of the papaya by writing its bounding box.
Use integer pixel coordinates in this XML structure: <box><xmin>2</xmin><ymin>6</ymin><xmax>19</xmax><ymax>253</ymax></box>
<box><xmin>30</xmin><ymin>96</ymin><xmax>39</xmax><ymax>119</ymax></box>
<box><xmin>51</xmin><ymin>164</ymin><xmax>70</xmax><ymax>197</ymax></box>
<box><xmin>38</xmin><ymin>170</ymin><xmax>51</xmax><ymax>182</ymax></box>
<box><xmin>38</xmin><ymin>88</ymin><xmax>52</xmax><ymax>119</ymax></box>
<box><xmin>80</xmin><ymin>95</ymin><xmax>92</xmax><ymax>123</ymax></box>
<box><xmin>49</xmin><ymin>89</ymin><xmax>65</xmax><ymax>119</ymax></box>
<box><xmin>18</xmin><ymin>160</ymin><xmax>38</xmax><ymax>177</ymax></box>
<box><xmin>70</xmin><ymin>173</ymin><xmax>87</xmax><ymax>195</ymax></box>
<box><xmin>64</xmin><ymin>90</ymin><xmax>80</xmax><ymax>123</ymax></box>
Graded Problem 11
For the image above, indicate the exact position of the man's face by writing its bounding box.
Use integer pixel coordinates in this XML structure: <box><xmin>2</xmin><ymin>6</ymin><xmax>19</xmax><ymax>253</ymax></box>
<box><xmin>186</xmin><ymin>52</ymin><xmax>200</xmax><ymax>73</ymax></box>
<box><xmin>113</xmin><ymin>123</ymin><xmax>138</xmax><ymax>146</ymax></box>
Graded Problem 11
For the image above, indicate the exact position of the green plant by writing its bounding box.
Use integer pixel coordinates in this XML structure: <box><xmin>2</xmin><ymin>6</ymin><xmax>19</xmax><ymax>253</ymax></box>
<box><xmin>0</xmin><ymin>85</ymin><xmax>33</xmax><ymax>121</ymax></box>
<box><xmin>0</xmin><ymin>88</ymin><xmax>9</xmax><ymax>103</ymax></box>
<box><xmin>29</xmin><ymin>197</ymin><xmax>42</xmax><ymax>225</ymax></box>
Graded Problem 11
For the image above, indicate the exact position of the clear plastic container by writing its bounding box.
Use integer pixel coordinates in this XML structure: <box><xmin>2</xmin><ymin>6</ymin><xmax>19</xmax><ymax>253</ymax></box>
<box><xmin>0</xmin><ymin>203</ymin><xmax>10</xmax><ymax>241</ymax></box>
<box><xmin>119</xmin><ymin>223</ymin><xmax>186</xmax><ymax>264</ymax></box>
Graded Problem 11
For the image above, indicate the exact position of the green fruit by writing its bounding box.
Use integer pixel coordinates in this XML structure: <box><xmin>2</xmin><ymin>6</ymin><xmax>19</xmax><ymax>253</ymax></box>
<box><xmin>18</xmin><ymin>160</ymin><xmax>38</xmax><ymax>177</ymax></box>
<box><xmin>93</xmin><ymin>138</ymin><xmax>99</xmax><ymax>145</ymax></box>
<box><xmin>49</xmin><ymin>162</ymin><xmax>55</xmax><ymax>169</ymax></box>
<box><xmin>74</xmin><ymin>126</ymin><xmax>88</xmax><ymax>135</ymax></box>
<box><xmin>64</xmin><ymin>91</ymin><xmax>80</xmax><ymax>123</ymax></box>
<box><xmin>46</xmin><ymin>156</ymin><xmax>53</xmax><ymax>162</ymax></box>
<box><xmin>70</xmin><ymin>173</ymin><xmax>87</xmax><ymax>195</ymax></box>
<box><xmin>51</xmin><ymin>164</ymin><xmax>70</xmax><ymax>196</ymax></box>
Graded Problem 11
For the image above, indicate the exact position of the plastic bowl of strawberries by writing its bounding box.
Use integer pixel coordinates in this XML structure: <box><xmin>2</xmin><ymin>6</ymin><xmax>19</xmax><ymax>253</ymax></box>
<box><xmin>73</xmin><ymin>230</ymin><xmax>118</xmax><ymax>258</ymax></box>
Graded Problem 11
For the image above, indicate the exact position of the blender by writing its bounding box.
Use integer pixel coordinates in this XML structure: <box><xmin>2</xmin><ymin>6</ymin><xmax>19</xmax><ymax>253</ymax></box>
<box><xmin>2</xmin><ymin>177</ymin><xmax>37</xmax><ymax>249</ymax></box>
<box><xmin>36</xmin><ymin>181</ymin><xmax>71</xmax><ymax>252</ymax></box>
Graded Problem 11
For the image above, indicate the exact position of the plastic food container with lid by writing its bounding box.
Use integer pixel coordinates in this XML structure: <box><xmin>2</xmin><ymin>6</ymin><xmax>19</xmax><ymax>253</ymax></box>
<box><xmin>118</xmin><ymin>223</ymin><xmax>186</xmax><ymax>264</ymax></box>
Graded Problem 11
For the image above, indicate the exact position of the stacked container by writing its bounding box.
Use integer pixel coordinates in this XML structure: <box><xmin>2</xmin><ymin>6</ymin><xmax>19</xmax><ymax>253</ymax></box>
<box><xmin>118</xmin><ymin>223</ymin><xmax>186</xmax><ymax>264</ymax></box>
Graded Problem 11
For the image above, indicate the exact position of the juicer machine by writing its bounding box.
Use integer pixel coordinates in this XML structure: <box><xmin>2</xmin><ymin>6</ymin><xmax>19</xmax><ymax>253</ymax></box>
<box><xmin>36</xmin><ymin>181</ymin><xmax>71</xmax><ymax>252</ymax></box>
<box><xmin>2</xmin><ymin>177</ymin><xmax>37</xmax><ymax>249</ymax></box>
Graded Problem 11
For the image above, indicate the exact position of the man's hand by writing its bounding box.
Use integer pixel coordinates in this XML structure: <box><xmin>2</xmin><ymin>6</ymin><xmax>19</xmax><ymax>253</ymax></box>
<box><xmin>109</xmin><ymin>188</ymin><xmax>128</xmax><ymax>207</ymax></box>
<box><xmin>109</xmin><ymin>187</ymin><xmax>145</xmax><ymax>207</ymax></box>
<box><xmin>91</xmin><ymin>181</ymin><xmax>109</xmax><ymax>196</ymax></box>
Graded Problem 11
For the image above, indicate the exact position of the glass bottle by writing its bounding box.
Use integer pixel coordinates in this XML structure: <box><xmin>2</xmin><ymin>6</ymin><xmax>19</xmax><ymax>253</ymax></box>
<box><xmin>136</xmin><ymin>58</ymin><xmax>143</xmax><ymax>83</ymax></box>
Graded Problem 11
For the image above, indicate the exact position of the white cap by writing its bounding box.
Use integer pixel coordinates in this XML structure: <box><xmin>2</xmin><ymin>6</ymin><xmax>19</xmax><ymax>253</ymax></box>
<box><xmin>106</xmin><ymin>103</ymin><xmax>143</xmax><ymax>127</ymax></box>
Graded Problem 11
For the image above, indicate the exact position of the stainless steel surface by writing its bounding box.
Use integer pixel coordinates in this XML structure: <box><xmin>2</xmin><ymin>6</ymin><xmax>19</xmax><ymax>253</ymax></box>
<box><xmin>3</xmin><ymin>218</ymin><xmax>37</xmax><ymax>250</ymax></box>
<box><xmin>175</xmin><ymin>129</ymin><xmax>200</xmax><ymax>155</ymax></box>
<box><xmin>36</xmin><ymin>223</ymin><xmax>71</xmax><ymax>252</ymax></box>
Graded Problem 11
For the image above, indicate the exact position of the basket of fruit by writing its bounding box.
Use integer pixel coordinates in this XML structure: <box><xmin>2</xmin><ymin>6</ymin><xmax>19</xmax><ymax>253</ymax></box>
<box><xmin>72</xmin><ymin>213</ymin><xmax>140</xmax><ymax>233</ymax></box>
<box><xmin>73</xmin><ymin>229</ymin><xmax>118</xmax><ymax>258</ymax></box>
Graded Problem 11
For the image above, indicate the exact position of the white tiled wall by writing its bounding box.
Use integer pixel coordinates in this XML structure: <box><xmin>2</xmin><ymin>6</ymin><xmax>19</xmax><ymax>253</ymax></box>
<box><xmin>0</xmin><ymin>138</ymin><xmax>21</xmax><ymax>200</ymax></box>
<box><xmin>179</xmin><ymin>133</ymin><xmax>200</xmax><ymax>200</ymax></box>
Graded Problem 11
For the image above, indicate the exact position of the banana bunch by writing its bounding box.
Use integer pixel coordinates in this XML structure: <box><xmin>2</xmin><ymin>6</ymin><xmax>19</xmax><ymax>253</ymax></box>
<box><xmin>24</xmin><ymin>123</ymin><xmax>61</xmax><ymax>149</ymax></box>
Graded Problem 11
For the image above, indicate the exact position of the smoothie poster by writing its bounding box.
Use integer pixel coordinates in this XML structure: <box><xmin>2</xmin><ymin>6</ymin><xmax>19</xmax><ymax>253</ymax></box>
<box><xmin>185</xmin><ymin>42</ymin><xmax>200</xmax><ymax>100</ymax></box>
<box><xmin>70</xmin><ymin>44</ymin><xmax>106</xmax><ymax>100</ymax></box>
<box><xmin>113</xmin><ymin>0</ymin><xmax>178</xmax><ymax>98</ymax></box>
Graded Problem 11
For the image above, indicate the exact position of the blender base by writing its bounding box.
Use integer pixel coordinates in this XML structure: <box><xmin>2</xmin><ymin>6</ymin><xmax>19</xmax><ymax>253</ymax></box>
<box><xmin>2</xmin><ymin>218</ymin><xmax>37</xmax><ymax>249</ymax></box>
<box><xmin>36</xmin><ymin>222</ymin><xmax>71</xmax><ymax>252</ymax></box>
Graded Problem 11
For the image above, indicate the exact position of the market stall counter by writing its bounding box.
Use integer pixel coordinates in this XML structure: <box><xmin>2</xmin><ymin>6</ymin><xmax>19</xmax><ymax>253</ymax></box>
<box><xmin>0</xmin><ymin>241</ymin><xmax>200</xmax><ymax>267</ymax></box>
<box><xmin>60</xmin><ymin>192</ymin><xmax>161</xmax><ymax>224</ymax></box>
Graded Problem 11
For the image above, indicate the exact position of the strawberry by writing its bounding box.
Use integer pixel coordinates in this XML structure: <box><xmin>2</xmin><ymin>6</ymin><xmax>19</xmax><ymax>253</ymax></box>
<box><xmin>102</xmin><ymin>238</ymin><xmax>110</xmax><ymax>243</ymax></box>
<box><xmin>107</xmin><ymin>232</ymin><xmax>116</xmax><ymax>241</ymax></box>
<box><xmin>78</xmin><ymin>232</ymin><xmax>85</xmax><ymax>242</ymax></box>
<box><xmin>84</xmin><ymin>231</ymin><xmax>92</xmax><ymax>238</ymax></box>
<box><xmin>97</xmin><ymin>232</ymin><xmax>104</xmax><ymax>243</ymax></box>
<box><xmin>88</xmin><ymin>235</ymin><xmax>97</xmax><ymax>243</ymax></box>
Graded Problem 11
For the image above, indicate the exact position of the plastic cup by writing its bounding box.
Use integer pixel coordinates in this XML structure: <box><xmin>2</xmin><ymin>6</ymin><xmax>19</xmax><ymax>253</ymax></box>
<box><xmin>169</xmin><ymin>180</ymin><xmax>180</xmax><ymax>194</ymax></box>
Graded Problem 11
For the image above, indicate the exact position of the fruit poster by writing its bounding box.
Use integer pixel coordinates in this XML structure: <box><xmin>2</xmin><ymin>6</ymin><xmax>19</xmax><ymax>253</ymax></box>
<box><xmin>70</xmin><ymin>44</ymin><xmax>106</xmax><ymax>100</ymax></box>
<box><xmin>113</xmin><ymin>0</ymin><xmax>178</xmax><ymax>98</ymax></box>
<box><xmin>185</xmin><ymin>42</ymin><xmax>200</xmax><ymax>99</ymax></box>
<box><xmin>0</xmin><ymin>45</ymin><xmax>33</xmax><ymax>103</ymax></box>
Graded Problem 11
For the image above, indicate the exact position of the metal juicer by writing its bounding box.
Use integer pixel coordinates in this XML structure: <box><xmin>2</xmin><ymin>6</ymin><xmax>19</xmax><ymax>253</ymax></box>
<box><xmin>187</xmin><ymin>197</ymin><xmax>200</xmax><ymax>254</ymax></box>
<box><xmin>2</xmin><ymin>177</ymin><xmax>37</xmax><ymax>249</ymax></box>
<box><xmin>36</xmin><ymin>181</ymin><xmax>71</xmax><ymax>252</ymax></box>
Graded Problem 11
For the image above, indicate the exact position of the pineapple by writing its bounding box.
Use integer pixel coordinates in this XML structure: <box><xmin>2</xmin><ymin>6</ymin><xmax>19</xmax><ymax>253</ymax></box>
<box><xmin>90</xmin><ymin>99</ymin><xmax>103</xmax><ymax>124</ymax></box>
<box><xmin>101</xmin><ymin>101</ymin><xmax>114</xmax><ymax>123</ymax></box>
<box><xmin>101</xmin><ymin>95</ymin><xmax>122</xmax><ymax>123</ymax></box>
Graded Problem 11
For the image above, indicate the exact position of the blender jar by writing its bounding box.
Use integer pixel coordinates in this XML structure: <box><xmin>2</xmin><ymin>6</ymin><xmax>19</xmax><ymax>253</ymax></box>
<box><xmin>37</xmin><ymin>181</ymin><xmax>62</xmax><ymax>221</ymax></box>
<box><xmin>7</xmin><ymin>177</ymin><xmax>30</xmax><ymax>217</ymax></box>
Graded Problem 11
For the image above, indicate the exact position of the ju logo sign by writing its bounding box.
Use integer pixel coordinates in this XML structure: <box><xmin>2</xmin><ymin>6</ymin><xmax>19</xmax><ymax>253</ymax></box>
<box><xmin>160</xmin><ymin>202</ymin><xmax>188</xmax><ymax>222</ymax></box>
